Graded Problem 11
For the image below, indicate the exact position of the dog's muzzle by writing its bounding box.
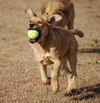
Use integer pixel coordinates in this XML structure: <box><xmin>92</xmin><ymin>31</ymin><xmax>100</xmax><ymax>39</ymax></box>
<box><xmin>28</xmin><ymin>23</ymin><xmax>38</xmax><ymax>30</ymax></box>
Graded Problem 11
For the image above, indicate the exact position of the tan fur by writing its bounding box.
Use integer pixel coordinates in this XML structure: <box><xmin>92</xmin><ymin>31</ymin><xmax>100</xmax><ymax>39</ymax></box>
<box><xmin>25</xmin><ymin>9</ymin><xmax>79</xmax><ymax>94</ymax></box>
<box><xmin>41</xmin><ymin>0</ymin><xmax>75</xmax><ymax>29</ymax></box>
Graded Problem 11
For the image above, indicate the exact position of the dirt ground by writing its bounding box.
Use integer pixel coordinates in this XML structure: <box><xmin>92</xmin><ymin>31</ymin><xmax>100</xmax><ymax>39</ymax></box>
<box><xmin>0</xmin><ymin>0</ymin><xmax>100</xmax><ymax>103</ymax></box>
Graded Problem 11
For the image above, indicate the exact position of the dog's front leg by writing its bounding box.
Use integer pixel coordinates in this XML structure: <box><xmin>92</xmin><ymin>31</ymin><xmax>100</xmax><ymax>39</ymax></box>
<box><xmin>38</xmin><ymin>63</ymin><xmax>50</xmax><ymax>85</ymax></box>
<box><xmin>51</xmin><ymin>60</ymin><xmax>61</xmax><ymax>93</ymax></box>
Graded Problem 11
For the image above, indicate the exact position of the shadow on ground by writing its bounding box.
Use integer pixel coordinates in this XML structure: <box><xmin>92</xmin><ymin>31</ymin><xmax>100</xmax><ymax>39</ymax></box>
<box><xmin>65</xmin><ymin>84</ymin><xmax>100</xmax><ymax>101</ymax></box>
<box><xmin>79</xmin><ymin>48</ymin><xmax>100</xmax><ymax>54</ymax></box>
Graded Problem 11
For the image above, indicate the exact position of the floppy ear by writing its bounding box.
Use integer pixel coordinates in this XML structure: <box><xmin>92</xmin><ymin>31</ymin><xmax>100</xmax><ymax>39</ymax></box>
<box><xmin>41</xmin><ymin>2</ymin><xmax>47</xmax><ymax>14</ymax></box>
<box><xmin>25</xmin><ymin>8</ymin><xmax>37</xmax><ymax>17</ymax></box>
<box><xmin>48</xmin><ymin>14</ymin><xmax>63</xmax><ymax>24</ymax></box>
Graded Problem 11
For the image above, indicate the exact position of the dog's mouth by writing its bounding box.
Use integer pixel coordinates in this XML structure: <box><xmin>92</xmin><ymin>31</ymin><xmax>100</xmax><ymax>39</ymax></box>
<box><xmin>28</xmin><ymin>28</ymin><xmax>41</xmax><ymax>44</ymax></box>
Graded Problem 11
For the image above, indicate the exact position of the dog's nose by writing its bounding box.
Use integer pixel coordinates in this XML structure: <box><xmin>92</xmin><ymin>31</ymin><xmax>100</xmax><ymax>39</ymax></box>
<box><xmin>28</xmin><ymin>20</ymin><xmax>38</xmax><ymax>29</ymax></box>
<box><xmin>29</xmin><ymin>23</ymin><xmax>37</xmax><ymax>30</ymax></box>
<box><xmin>29</xmin><ymin>24</ymin><xmax>35</xmax><ymax>28</ymax></box>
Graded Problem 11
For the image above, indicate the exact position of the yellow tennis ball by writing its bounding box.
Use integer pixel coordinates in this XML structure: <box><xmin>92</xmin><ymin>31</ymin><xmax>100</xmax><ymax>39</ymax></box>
<box><xmin>27</xmin><ymin>30</ymin><xmax>39</xmax><ymax>39</ymax></box>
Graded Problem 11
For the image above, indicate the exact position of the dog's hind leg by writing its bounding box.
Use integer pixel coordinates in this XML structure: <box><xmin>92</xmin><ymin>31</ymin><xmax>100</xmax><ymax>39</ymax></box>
<box><xmin>65</xmin><ymin>45</ymin><xmax>78</xmax><ymax>94</ymax></box>
<box><xmin>62</xmin><ymin>57</ymin><xmax>77</xmax><ymax>94</ymax></box>
<box><xmin>61</xmin><ymin>57</ymin><xmax>71</xmax><ymax>76</ymax></box>
<box><xmin>51</xmin><ymin>60</ymin><xmax>62</xmax><ymax>93</ymax></box>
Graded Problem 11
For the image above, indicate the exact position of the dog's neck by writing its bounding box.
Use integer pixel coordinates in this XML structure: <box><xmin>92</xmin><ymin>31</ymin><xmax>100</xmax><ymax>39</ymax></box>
<box><xmin>37</xmin><ymin>26</ymin><xmax>55</xmax><ymax>51</ymax></box>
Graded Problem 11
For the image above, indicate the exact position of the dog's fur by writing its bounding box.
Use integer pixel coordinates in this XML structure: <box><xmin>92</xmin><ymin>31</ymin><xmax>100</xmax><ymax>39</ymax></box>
<box><xmin>25</xmin><ymin>8</ymin><xmax>81</xmax><ymax>94</ymax></box>
<box><xmin>41</xmin><ymin>0</ymin><xmax>75</xmax><ymax>29</ymax></box>
<box><xmin>41</xmin><ymin>0</ymin><xmax>84</xmax><ymax>37</ymax></box>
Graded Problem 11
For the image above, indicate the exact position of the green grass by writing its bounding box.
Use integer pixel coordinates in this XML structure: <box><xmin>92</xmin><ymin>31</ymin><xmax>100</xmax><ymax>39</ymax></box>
<box><xmin>95</xmin><ymin>15</ymin><xmax>100</xmax><ymax>18</ymax></box>
<box><xmin>96</xmin><ymin>61</ymin><xmax>100</xmax><ymax>65</ymax></box>
<box><xmin>78</xmin><ymin>61</ymin><xmax>100</xmax><ymax>67</ymax></box>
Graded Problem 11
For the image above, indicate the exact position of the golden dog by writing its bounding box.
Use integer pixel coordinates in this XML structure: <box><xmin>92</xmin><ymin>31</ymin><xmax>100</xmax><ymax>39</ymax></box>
<box><xmin>41</xmin><ymin>0</ymin><xmax>84</xmax><ymax>37</ymax></box>
<box><xmin>41</xmin><ymin>0</ymin><xmax>75</xmax><ymax>29</ymax></box>
<box><xmin>25</xmin><ymin>8</ymin><xmax>83</xmax><ymax>94</ymax></box>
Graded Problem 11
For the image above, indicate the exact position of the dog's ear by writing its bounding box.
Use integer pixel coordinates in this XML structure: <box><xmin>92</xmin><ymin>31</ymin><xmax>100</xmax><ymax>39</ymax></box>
<box><xmin>25</xmin><ymin>8</ymin><xmax>37</xmax><ymax>17</ymax></box>
<box><xmin>41</xmin><ymin>2</ymin><xmax>47</xmax><ymax>14</ymax></box>
<box><xmin>48</xmin><ymin>14</ymin><xmax>62</xmax><ymax>24</ymax></box>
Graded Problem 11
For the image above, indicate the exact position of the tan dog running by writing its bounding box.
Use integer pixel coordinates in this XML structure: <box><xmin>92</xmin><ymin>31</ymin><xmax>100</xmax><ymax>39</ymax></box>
<box><xmin>41</xmin><ymin>0</ymin><xmax>75</xmax><ymax>29</ymax></box>
<box><xmin>25</xmin><ymin>8</ymin><xmax>82</xmax><ymax>94</ymax></box>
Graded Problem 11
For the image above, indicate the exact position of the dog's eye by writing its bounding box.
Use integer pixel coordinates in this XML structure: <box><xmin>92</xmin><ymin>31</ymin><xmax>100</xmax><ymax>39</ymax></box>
<box><xmin>38</xmin><ymin>21</ymin><xmax>43</xmax><ymax>24</ymax></box>
<box><xmin>44</xmin><ymin>12</ymin><xmax>48</xmax><ymax>15</ymax></box>
<box><xmin>54</xmin><ymin>10</ymin><xmax>64</xmax><ymax>15</ymax></box>
<box><xmin>46</xmin><ymin>12</ymin><xmax>48</xmax><ymax>15</ymax></box>
<box><xmin>29</xmin><ymin>20</ymin><xmax>32</xmax><ymax>23</ymax></box>
<box><xmin>43</xmin><ymin>13</ymin><xmax>48</xmax><ymax>17</ymax></box>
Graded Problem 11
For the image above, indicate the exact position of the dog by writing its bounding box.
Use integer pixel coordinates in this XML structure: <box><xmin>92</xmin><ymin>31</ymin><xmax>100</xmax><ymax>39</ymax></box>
<box><xmin>25</xmin><ymin>8</ymin><xmax>83</xmax><ymax>94</ymax></box>
<box><xmin>41</xmin><ymin>0</ymin><xmax>84</xmax><ymax>37</ymax></box>
<box><xmin>41</xmin><ymin>0</ymin><xmax>75</xmax><ymax>29</ymax></box>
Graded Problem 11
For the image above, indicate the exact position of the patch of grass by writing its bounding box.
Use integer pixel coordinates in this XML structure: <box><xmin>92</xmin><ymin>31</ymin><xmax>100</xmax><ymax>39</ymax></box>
<box><xmin>78</xmin><ymin>61</ymin><xmax>100</xmax><ymax>67</ymax></box>
<box><xmin>77</xmin><ymin>64</ymin><xmax>83</xmax><ymax>66</ymax></box>
<box><xmin>87</xmin><ymin>61</ymin><xmax>100</xmax><ymax>65</ymax></box>
<box><xmin>90</xmin><ymin>44</ymin><xmax>100</xmax><ymax>47</ymax></box>
<box><xmin>96</xmin><ymin>45</ymin><xmax>100</xmax><ymax>47</ymax></box>
<box><xmin>90</xmin><ymin>44</ymin><xmax>95</xmax><ymax>47</ymax></box>
<box><xmin>0</xmin><ymin>37</ymin><xmax>6</xmax><ymax>41</ymax></box>
<box><xmin>94</xmin><ymin>39</ymin><xmax>98</xmax><ymax>44</ymax></box>
<box><xmin>95</xmin><ymin>15</ymin><xmax>100</xmax><ymax>18</ymax></box>
<box><xmin>87</xmin><ymin>62</ymin><xmax>92</xmax><ymax>65</ymax></box>
<box><xmin>2</xmin><ymin>38</ymin><xmax>6</xmax><ymax>41</ymax></box>
<box><xmin>96</xmin><ymin>61</ymin><xmax>100</xmax><ymax>65</ymax></box>
<box><xmin>90</xmin><ymin>39</ymin><xmax>100</xmax><ymax>47</ymax></box>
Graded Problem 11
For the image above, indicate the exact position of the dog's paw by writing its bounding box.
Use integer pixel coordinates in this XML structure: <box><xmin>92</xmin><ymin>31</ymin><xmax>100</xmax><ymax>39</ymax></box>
<box><xmin>51</xmin><ymin>79</ymin><xmax>59</xmax><ymax>93</ymax></box>
<box><xmin>64</xmin><ymin>89</ymin><xmax>78</xmax><ymax>96</ymax></box>
<box><xmin>42</xmin><ymin>80</ymin><xmax>50</xmax><ymax>85</ymax></box>
<box><xmin>42</xmin><ymin>77</ymin><xmax>51</xmax><ymax>85</ymax></box>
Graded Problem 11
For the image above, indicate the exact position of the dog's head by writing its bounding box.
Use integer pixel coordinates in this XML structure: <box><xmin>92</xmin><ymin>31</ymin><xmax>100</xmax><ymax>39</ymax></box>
<box><xmin>41</xmin><ymin>1</ymin><xmax>65</xmax><ymax>25</ymax></box>
<box><xmin>25</xmin><ymin>8</ymin><xmax>50</xmax><ymax>43</ymax></box>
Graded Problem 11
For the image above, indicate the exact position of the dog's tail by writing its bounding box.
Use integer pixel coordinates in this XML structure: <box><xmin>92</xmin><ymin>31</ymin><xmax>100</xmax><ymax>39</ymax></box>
<box><xmin>70</xmin><ymin>29</ymin><xmax>84</xmax><ymax>38</ymax></box>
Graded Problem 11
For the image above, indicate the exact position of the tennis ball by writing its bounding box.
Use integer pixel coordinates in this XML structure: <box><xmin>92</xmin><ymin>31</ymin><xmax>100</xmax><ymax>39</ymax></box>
<box><xmin>27</xmin><ymin>30</ymin><xmax>39</xmax><ymax>39</ymax></box>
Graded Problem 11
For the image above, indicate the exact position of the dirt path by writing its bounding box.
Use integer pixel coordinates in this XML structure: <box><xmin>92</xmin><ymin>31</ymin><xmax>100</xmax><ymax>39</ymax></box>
<box><xmin>0</xmin><ymin>0</ymin><xmax>100</xmax><ymax>103</ymax></box>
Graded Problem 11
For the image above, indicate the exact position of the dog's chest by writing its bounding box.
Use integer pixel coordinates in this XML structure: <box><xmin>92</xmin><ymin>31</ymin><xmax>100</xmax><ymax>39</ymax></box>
<box><xmin>30</xmin><ymin>43</ymin><xmax>54</xmax><ymax>65</ymax></box>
